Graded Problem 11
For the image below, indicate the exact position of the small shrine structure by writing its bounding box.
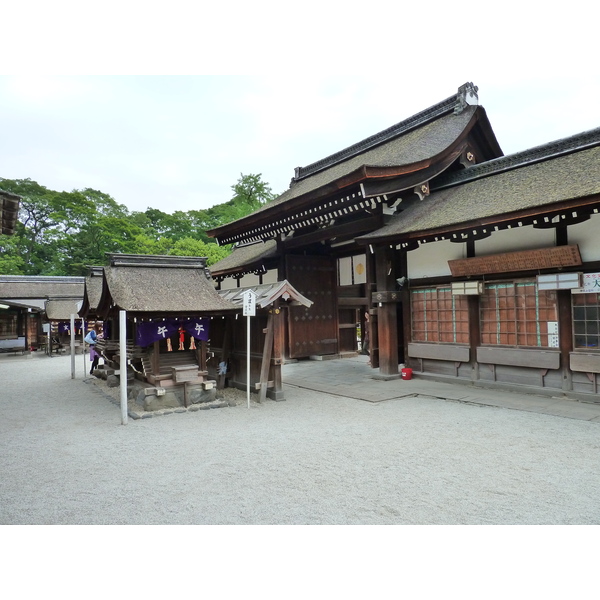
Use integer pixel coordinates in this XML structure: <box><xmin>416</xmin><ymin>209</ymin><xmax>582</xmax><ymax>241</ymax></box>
<box><xmin>0</xmin><ymin>275</ymin><xmax>84</xmax><ymax>354</ymax></box>
<box><xmin>215</xmin><ymin>280</ymin><xmax>313</xmax><ymax>401</ymax></box>
<box><xmin>94</xmin><ymin>253</ymin><xmax>238</xmax><ymax>410</ymax></box>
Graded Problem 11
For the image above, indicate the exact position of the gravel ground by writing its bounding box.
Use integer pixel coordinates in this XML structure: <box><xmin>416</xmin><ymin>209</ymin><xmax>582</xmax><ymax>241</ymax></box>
<box><xmin>1</xmin><ymin>353</ymin><xmax>599</xmax><ymax>525</ymax></box>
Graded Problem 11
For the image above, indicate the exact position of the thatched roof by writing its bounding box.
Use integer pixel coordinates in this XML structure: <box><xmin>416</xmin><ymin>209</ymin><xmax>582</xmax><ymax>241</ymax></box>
<box><xmin>78</xmin><ymin>266</ymin><xmax>104</xmax><ymax>318</ymax></box>
<box><xmin>210</xmin><ymin>239</ymin><xmax>278</xmax><ymax>276</ymax></box>
<box><xmin>0</xmin><ymin>275</ymin><xmax>85</xmax><ymax>300</ymax></box>
<box><xmin>0</xmin><ymin>189</ymin><xmax>21</xmax><ymax>235</ymax></box>
<box><xmin>358</xmin><ymin>128</ymin><xmax>600</xmax><ymax>243</ymax></box>
<box><xmin>45</xmin><ymin>298</ymin><xmax>83</xmax><ymax>321</ymax></box>
<box><xmin>97</xmin><ymin>254</ymin><xmax>238</xmax><ymax>315</ymax></box>
<box><xmin>263</xmin><ymin>106</ymin><xmax>479</xmax><ymax>211</ymax></box>
<box><xmin>218</xmin><ymin>280</ymin><xmax>313</xmax><ymax>309</ymax></box>
<box><xmin>207</xmin><ymin>83</ymin><xmax>503</xmax><ymax>245</ymax></box>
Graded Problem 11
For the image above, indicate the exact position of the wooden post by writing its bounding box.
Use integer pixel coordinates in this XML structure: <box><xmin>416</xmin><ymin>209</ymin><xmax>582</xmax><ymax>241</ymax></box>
<box><xmin>152</xmin><ymin>340</ymin><xmax>160</xmax><ymax>378</ymax></box>
<box><xmin>217</xmin><ymin>318</ymin><xmax>232</xmax><ymax>390</ymax></box>
<box><xmin>557</xmin><ymin>289</ymin><xmax>573</xmax><ymax>392</ymax></box>
<box><xmin>374</xmin><ymin>246</ymin><xmax>399</xmax><ymax>377</ymax></box>
<box><xmin>199</xmin><ymin>339</ymin><xmax>207</xmax><ymax>372</ymax></box>
<box><xmin>271</xmin><ymin>303</ymin><xmax>285</xmax><ymax>400</ymax></box>
<box><xmin>259</xmin><ymin>312</ymin><xmax>275</xmax><ymax>403</ymax></box>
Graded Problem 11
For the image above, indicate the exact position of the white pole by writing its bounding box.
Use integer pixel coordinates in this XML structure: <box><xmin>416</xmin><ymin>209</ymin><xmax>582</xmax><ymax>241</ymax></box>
<box><xmin>70</xmin><ymin>314</ymin><xmax>75</xmax><ymax>379</ymax></box>
<box><xmin>82</xmin><ymin>321</ymin><xmax>86</xmax><ymax>377</ymax></box>
<box><xmin>119</xmin><ymin>310</ymin><xmax>128</xmax><ymax>425</ymax></box>
<box><xmin>247</xmin><ymin>315</ymin><xmax>250</xmax><ymax>409</ymax></box>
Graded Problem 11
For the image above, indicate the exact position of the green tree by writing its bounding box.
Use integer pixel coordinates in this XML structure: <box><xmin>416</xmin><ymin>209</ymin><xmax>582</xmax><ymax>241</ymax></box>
<box><xmin>0</xmin><ymin>173</ymin><xmax>275</xmax><ymax>275</ymax></box>
<box><xmin>169</xmin><ymin>237</ymin><xmax>230</xmax><ymax>265</ymax></box>
<box><xmin>0</xmin><ymin>234</ymin><xmax>25</xmax><ymax>274</ymax></box>
<box><xmin>190</xmin><ymin>173</ymin><xmax>276</xmax><ymax>235</ymax></box>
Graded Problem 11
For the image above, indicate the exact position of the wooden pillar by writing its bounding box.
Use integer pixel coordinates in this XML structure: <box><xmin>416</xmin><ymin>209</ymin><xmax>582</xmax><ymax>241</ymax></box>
<box><xmin>399</xmin><ymin>250</ymin><xmax>411</xmax><ymax>367</ymax></box>
<box><xmin>270</xmin><ymin>302</ymin><xmax>285</xmax><ymax>401</ymax></box>
<box><xmin>199</xmin><ymin>339</ymin><xmax>208</xmax><ymax>372</ymax></box>
<box><xmin>557</xmin><ymin>290</ymin><xmax>573</xmax><ymax>391</ymax></box>
<box><xmin>374</xmin><ymin>246</ymin><xmax>399</xmax><ymax>377</ymax></box>
<box><xmin>468</xmin><ymin>295</ymin><xmax>481</xmax><ymax>382</ymax></box>
<box><xmin>366</xmin><ymin>246</ymin><xmax>378</xmax><ymax>368</ymax></box>
<box><xmin>152</xmin><ymin>340</ymin><xmax>160</xmax><ymax>376</ymax></box>
<box><xmin>217</xmin><ymin>317</ymin><xmax>232</xmax><ymax>390</ymax></box>
<box><xmin>555</xmin><ymin>225</ymin><xmax>572</xmax><ymax>390</ymax></box>
<box><xmin>259</xmin><ymin>312</ymin><xmax>274</xmax><ymax>403</ymax></box>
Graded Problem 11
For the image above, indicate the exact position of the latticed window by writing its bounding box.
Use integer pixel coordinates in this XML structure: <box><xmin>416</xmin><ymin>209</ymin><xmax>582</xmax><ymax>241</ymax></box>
<box><xmin>411</xmin><ymin>287</ymin><xmax>469</xmax><ymax>343</ymax></box>
<box><xmin>572</xmin><ymin>293</ymin><xmax>600</xmax><ymax>350</ymax></box>
<box><xmin>480</xmin><ymin>281</ymin><xmax>558</xmax><ymax>347</ymax></box>
<box><xmin>0</xmin><ymin>310</ymin><xmax>18</xmax><ymax>339</ymax></box>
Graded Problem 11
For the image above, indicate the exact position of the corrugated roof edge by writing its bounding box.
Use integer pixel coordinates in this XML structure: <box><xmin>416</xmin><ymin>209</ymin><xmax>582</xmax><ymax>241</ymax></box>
<box><xmin>292</xmin><ymin>83</ymin><xmax>477</xmax><ymax>183</ymax></box>
<box><xmin>432</xmin><ymin>126</ymin><xmax>600</xmax><ymax>191</ymax></box>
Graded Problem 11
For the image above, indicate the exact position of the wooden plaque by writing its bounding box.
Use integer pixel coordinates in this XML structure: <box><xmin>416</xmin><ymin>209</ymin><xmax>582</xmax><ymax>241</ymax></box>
<box><xmin>448</xmin><ymin>245</ymin><xmax>582</xmax><ymax>277</ymax></box>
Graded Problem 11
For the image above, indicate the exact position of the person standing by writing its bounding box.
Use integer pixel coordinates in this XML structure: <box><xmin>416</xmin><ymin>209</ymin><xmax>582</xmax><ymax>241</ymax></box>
<box><xmin>86</xmin><ymin>323</ymin><xmax>102</xmax><ymax>375</ymax></box>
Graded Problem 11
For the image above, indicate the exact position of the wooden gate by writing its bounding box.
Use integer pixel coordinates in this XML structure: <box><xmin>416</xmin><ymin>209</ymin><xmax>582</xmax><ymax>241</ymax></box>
<box><xmin>286</xmin><ymin>255</ymin><xmax>338</xmax><ymax>359</ymax></box>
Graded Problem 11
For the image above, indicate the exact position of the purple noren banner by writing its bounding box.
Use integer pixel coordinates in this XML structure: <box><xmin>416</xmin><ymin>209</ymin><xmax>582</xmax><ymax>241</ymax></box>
<box><xmin>136</xmin><ymin>318</ymin><xmax>210</xmax><ymax>347</ymax></box>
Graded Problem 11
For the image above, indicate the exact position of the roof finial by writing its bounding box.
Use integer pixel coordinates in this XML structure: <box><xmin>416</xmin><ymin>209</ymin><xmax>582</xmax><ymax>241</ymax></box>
<box><xmin>454</xmin><ymin>82</ymin><xmax>479</xmax><ymax>114</ymax></box>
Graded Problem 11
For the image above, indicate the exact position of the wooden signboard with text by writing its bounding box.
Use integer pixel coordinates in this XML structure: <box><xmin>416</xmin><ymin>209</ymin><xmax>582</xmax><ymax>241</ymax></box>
<box><xmin>448</xmin><ymin>245</ymin><xmax>582</xmax><ymax>277</ymax></box>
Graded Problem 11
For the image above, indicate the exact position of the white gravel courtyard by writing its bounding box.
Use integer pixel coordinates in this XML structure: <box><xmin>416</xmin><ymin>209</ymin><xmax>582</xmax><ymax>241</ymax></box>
<box><xmin>1</xmin><ymin>353</ymin><xmax>599</xmax><ymax>525</ymax></box>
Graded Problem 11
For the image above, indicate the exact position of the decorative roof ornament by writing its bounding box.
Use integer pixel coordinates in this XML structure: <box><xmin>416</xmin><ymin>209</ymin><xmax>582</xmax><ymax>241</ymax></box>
<box><xmin>454</xmin><ymin>82</ymin><xmax>479</xmax><ymax>115</ymax></box>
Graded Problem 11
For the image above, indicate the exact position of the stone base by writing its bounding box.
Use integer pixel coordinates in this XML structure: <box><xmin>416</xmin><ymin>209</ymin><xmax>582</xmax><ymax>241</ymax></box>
<box><xmin>371</xmin><ymin>373</ymin><xmax>402</xmax><ymax>381</ymax></box>
<box><xmin>129</xmin><ymin>380</ymin><xmax>218</xmax><ymax>412</ymax></box>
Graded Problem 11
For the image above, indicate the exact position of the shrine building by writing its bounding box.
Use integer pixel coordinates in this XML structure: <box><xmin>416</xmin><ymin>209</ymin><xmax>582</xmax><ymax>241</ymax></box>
<box><xmin>208</xmin><ymin>83</ymin><xmax>600</xmax><ymax>400</ymax></box>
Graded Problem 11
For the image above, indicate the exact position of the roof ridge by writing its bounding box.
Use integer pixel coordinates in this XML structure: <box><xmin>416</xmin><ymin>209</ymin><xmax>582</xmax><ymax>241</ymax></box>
<box><xmin>107</xmin><ymin>253</ymin><xmax>207</xmax><ymax>269</ymax></box>
<box><xmin>0</xmin><ymin>275</ymin><xmax>85</xmax><ymax>283</ymax></box>
<box><xmin>432</xmin><ymin>126</ymin><xmax>600</xmax><ymax>190</ymax></box>
<box><xmin>292</xmin><ymin>83</ymin><xmax>479</xmax><ymax>183</ymax></box>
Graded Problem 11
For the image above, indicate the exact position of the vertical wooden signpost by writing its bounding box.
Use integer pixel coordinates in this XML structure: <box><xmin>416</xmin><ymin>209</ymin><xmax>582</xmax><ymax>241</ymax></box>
<box><xmin>242</xmin><ymin>290</ymin><xmax>256</xmax><ymax>409</ymax></box>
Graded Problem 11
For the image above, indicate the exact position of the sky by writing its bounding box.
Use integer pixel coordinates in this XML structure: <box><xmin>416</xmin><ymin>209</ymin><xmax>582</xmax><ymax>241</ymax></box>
<box><xmin>1</xmin><ymin>2</ymin><xmax>598</xmax><ymax>219</ymax></box>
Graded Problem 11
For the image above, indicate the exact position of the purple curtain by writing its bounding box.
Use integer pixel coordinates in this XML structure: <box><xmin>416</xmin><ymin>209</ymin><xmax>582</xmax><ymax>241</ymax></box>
<box><xmin>136</xmin><ymin>318</ymin><xmax>210</xmax><ymax>347</ymax></box>
<box><xmin>136</xmin><ymin>319</ymin><xmax>180</xmax><ymax>347</ymax></box>
<box><xmin>183</xmin><ymin>318</ymin><xmax>210</xmax><ymax>341</ymax></box>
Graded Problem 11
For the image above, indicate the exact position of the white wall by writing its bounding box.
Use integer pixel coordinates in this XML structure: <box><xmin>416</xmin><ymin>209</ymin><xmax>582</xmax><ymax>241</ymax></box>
<box><xmin>475</xmin><ymin>226</ymin><xmax>555</xmax><ymax>255</ymax></box>
<box><xmin>219</xmin><ymin>277</ymin><xmax>238</xmax><ymax>290</ymax></box>
<box><xmin>568</xmin><ymin>213</ymin><xmax>600</xmax><ymax>262</ymax></box>
<box><xmin>239</xmin><ymin>273</ymin><xmax>260</xmax><ymax>287</ymax></box>
<box><xmin>262</xmin><ymin>269</ymin><xmax>279</xmax><ymax>284</ymax></box>
<box><xmin>407</xmin><ymin>240</ymin><xmax>466</xmax><ymax>278</ymax></box>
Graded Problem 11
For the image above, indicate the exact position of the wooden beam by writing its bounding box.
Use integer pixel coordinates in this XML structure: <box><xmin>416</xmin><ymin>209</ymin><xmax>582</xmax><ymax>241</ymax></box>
<box><xmin>259</xmin><ymin>312</ymin><xmax>275</xmax><ymax>403</ymax></box>
<box><xmin>282</xmin><ymin>214</ymin><xmax>382</xmax><ymax>250</ymax></box>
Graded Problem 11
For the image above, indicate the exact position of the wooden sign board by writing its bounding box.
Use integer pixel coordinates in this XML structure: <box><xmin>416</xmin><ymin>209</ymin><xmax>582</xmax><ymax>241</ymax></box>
<box><xmin>448</xmin><ymin>245</ymin><xmax>582</xmax><ymax>277</ymax></box>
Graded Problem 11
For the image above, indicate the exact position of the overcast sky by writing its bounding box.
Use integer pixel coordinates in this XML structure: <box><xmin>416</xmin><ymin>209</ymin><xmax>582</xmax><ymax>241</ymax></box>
<box><xmin>2</xmin><ymin>2</ymin><xmax>598</xmax><ymax>216</ymax></box>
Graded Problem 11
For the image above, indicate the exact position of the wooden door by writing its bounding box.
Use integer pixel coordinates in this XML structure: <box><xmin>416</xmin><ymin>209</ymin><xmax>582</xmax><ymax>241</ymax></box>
<box><xmin>286</xmin><ymin>255</ymin><xmax>338</xmax><ymax>358</ymax></box>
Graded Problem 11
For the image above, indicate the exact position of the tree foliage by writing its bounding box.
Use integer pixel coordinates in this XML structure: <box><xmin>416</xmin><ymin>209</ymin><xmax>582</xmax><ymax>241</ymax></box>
<box><xmin>0</xmin><ymin>173</ymin><xmax>274</xmax><ymax>275</ymax></box>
